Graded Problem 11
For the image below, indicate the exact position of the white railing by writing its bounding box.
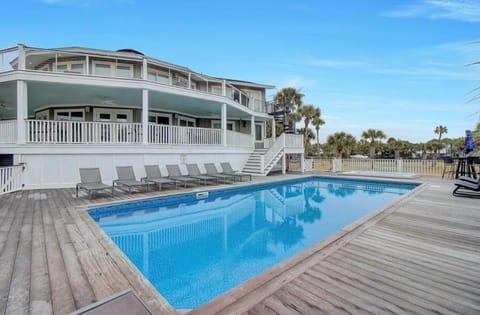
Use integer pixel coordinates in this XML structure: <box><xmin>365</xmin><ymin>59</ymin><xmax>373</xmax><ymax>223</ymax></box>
<box><xmin>314</xmin><ymin>158</ymin><xmax>451</xmax><ymax>176</ymax></box>
<box><xmin>285</xmin><ymin>134</ymin><xmax>304</xmax><ymax>148</ymax></box>
<box><xmin>0</xmin><ymin>120</ymin><xmax>17</xmax><ymax>143</ymax></box>
<box><xmin>148</xmin><ymin>124</ymin><xmax>222</xmax><ymax>145</ymax></box>
<box><xmin>26</xmin><ymin>120</ymin><xmax>143</xmax><ymax>144</ymax></box>
<box><xmin>226</xmin><ymin>130</ymin><xmax>254</xmax><ymax>147</ymax></box>
<box><xmin>1</xmin><ymin>165</ymin><xmax>24</xmax><ymax>195</ymax></box>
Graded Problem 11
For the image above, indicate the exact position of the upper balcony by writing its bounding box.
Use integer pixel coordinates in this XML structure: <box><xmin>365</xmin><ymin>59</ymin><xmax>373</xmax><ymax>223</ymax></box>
<box><xmin>0</xmin><ymin>45</ymin><xmax>272</xmax><ymax>114</ymax></box>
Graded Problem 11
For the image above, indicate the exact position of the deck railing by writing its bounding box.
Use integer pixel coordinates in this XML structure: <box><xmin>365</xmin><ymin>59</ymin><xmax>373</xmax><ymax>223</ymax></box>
<box><xmin>1</xmin><ymin>165</ymin><xmax>24</xmax><ymax>195</ymax></box>
<box><xmin>0</xmin><ymin>120</ymin><xmax>17</xmax><ymax>143</ymax></box>
<box><xmin>226</xmin><ymin>130</ymin><xmax>254</xmax><ymax>147</ymax></box>
<box><xmin>26</xmin><ymin>120</ymin><xmax>143</xmax><ymax>144</ymax></box>
<box><xmin>148</xmin><ymin>124</ymin><xmax>222</xmax><ymax>145</ymax></box>
<box><xmin>10</xmin><ymin>120</ymin><xmax>256</xmax><ymax>147</ymax></box>
<box><xmin>285</xmin><ymin>134</ymin><xmax>304</xmax><ymax>148</ymax></box>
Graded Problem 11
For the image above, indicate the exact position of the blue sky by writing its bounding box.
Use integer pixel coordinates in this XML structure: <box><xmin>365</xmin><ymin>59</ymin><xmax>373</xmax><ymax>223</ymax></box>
<box><xmin>1</xmin><ymin>0</ymin><xmax>479</xmax><ymax>143</ymax></box>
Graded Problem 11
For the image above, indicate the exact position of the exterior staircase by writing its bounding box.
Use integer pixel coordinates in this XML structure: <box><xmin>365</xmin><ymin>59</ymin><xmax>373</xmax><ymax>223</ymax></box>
<box><xmin>241</xmin><ymin>133</ymin><xmax>304</xmax><ymax>176</ymax></box>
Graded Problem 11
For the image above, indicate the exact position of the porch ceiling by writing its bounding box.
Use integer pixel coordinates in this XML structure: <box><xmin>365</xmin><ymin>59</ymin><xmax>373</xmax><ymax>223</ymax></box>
<box><xmin>0</xmin><ymin>81</ymin><xmax>261</xmax><ymax>120</ymax></box>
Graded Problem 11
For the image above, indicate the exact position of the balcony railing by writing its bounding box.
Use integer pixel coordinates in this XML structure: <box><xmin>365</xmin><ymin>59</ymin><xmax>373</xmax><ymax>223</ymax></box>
<box><xmin>148</xmin><ymin>124</ymin><xmax>222</xmax><ymax>145</ymax></box>
<box><xmin>26</xmin><ymin>120</ymin><xmax>143</xmax><ymax>144</ymax></box>
<box><xmin>226</xmin><ymin>130</ymin><xmax>254</xmax><ymax>148</ymax></box>
<box><xmin>1</xmin><ymin>165</ymin><xmax>24</xmax><ymax>195</ymax></box>
<box><xmin>21</xmin><ymin>119</ymin><xmax>253</xmax><ymax>147</ymax></box>
<box><xmin>0</xmin><ymin>120</ymin><xmax>17</xmax><ymax>143</ymax></box>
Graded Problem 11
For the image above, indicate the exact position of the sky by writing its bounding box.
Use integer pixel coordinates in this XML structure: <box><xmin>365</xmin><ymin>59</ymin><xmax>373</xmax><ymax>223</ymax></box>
<box><xmin>1</xmin><ymin>0</ymin><xmax>479</xmax><ymax>143</ymax></box>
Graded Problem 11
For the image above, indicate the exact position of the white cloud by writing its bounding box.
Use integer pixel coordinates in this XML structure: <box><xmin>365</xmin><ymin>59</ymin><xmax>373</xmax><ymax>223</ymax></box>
<box><xmin>382</xmin><ymin>0</ymin><xmax>480</xmax><ymax>23</ymax></box>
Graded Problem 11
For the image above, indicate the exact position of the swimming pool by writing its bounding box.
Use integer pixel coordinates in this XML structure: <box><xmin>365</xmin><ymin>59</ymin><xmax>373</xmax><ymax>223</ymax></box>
<box><xmin>89</xmin><ymin>177</ymin><xmax>416</xmax><ymax>309</ymax></box>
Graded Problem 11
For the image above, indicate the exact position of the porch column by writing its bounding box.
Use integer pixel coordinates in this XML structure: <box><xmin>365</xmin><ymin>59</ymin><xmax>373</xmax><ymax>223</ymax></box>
<box><xmin>251</xmin><ymin>115</ymin><xmax>255</xmax><ymax>147</ymax></box>
<box><xmin>85</xmin><ymin>55</ymin><xmax>90</xmax><ymax>75</ymax></box>
<box><xmin>282</xmin><ymin>152</ymin><xmax>286</xmax><ymax>174</ymax></box>
<box><xmin>301</xmin><ymin>153</ymin><xmax>305</xmax><ymax>173</ymax></box>
<box><xmin>17</xmin><ymin>44</ymin><xmax>26</xmax><ymax>70</ymax></box>
<box><xmin>222</xmin><ymin>80</ymin><xmax>227</xmax><ymax>96</ymax></box>
<box><xmin>142</xmin><ymin>89</ymin><xmax>149</xmax><ymax>145</ymax></box>
<box><xmin>142</xmin><ymin>58</ymin><xmax>148</xmax><ymax>80</ymax></box>
<box><xmin>271</xmin><ymin>118</ymin><xmax>276</xmax><ymax>139</ymax></box>
<box><xmin>16</xmin><ymin>80</ymin><xmax>27</xmax><ymax>144</ymax></box>
<box><xmin>188</xmin><ymin>72</ymin><xmax>192</xmax><ymax>89</ymax></box>
<box><xmin>221</xmin><ymin>103</ymin><xmax>227</xmax><ymax>147</ymax></box>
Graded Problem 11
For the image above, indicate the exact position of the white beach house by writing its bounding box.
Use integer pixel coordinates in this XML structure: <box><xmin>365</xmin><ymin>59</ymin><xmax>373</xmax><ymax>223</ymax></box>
<box><xmin>0</xmin><ymin>44</ymin><xmax>304</xmax><ymax>190</ymax></box>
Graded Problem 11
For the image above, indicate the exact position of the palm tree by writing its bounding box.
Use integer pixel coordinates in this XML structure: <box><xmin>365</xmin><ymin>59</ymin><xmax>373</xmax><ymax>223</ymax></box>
<box><xmin>434</xmin><ymin>125</ymin><xmax>448</xmax><ymax>141</ymax></box>
<box><xmin>312</xmin><ymin>113</ymin><xmax>325</xmax><ymax>157</ymax></box>
<box><xmin>298</xmin><ymin>105</ymin><xmax>319</xmax><ymax>147</ymax></box>
<box><xmin>327</xmin><ymin>132</ymin><xmax>356</xmax><ymax>158</ymax></box>
<box><xmin>273</xmin><ymin>87</ymin><xmax>304</xmax><ymax>134</ymax></box>
<box><xmin>362</xmin><ymin>129</ymin><xmax>387</xmax><ymax>158</ymax></box>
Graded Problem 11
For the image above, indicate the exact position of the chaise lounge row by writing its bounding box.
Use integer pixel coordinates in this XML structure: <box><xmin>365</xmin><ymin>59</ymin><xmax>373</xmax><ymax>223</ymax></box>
<box><xmin>76</xmin><ymin>162</ymin><xmax>252</xmax><ymax>199</ymax></box>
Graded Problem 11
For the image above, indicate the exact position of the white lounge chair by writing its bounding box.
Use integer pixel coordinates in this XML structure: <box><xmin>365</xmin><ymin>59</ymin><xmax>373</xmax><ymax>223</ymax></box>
<box><xmin>76</xmin><ymin>168</ymin><xmax>114</xmax><ymax>199</ymax></box>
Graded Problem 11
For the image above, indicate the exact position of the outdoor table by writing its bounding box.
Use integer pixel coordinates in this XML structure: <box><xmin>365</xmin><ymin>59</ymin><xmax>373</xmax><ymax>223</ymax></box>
<box><xmin>455</xmin><ymin>157</ymin><xmax>477</xmax><ymax>179</ymax></box>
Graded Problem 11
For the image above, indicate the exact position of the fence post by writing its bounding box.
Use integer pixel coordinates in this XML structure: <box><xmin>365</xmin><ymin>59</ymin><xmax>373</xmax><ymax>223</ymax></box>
<box><xmin>396</xmin><ymin>159</ymin><xmax>403</xmax><ymax>173</ymax></box>
<box><xmin>332</xmin><ymin>158</ymin><xmax>342</xmax><ymax>172</ymax></box>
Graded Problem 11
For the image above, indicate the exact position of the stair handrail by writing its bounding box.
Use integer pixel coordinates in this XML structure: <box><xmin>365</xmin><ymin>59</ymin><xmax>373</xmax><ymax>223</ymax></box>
<box><xmin>262</xmin><ymin>133</ymin><xmax>286</xmax><ymax>173</ymax></box>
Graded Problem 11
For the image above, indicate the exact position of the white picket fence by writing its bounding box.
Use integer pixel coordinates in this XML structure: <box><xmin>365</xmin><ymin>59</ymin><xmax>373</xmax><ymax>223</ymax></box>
<box><xmin>1</xmin><ymin>165</ymin><xmax>24</xmax><ymax>195</ymax></box>
<box><xmin>311</xmin><ymin>158</ymin><xmax>448</xmax><ymax>176</ymax></box>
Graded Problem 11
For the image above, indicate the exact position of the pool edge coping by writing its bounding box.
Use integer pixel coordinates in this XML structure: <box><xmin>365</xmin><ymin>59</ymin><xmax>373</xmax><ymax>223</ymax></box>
<box><xmin>75</xmin><ymin>174</ymin><xmax>425</xmax><ymax>314</ymax></box>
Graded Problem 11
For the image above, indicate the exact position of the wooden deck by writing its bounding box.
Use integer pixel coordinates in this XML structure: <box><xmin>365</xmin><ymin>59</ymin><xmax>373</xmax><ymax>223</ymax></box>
<box><xmin>0</xmin><ymin>176</ymin><xmax>479</xmax><ymax>315</ymax></box>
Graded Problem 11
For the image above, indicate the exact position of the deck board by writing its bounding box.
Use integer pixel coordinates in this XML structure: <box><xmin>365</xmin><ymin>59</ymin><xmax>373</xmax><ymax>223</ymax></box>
<box><xmin>0</xmin><ymin>176</ymin><xmax>479</xmax><ymax>315</ymax></box>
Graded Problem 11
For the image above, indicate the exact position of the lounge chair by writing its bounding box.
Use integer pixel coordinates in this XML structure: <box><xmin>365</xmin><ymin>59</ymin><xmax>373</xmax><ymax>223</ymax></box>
<box><xmin>71</xmin><ymin>289</ymin><xmax>153</xmax><ymax>315</ymax></box>
<box><xmin>186</xmin><ymin>163</ymin><xmax>218</xmax><ymax>185</ymax></box>
<box><xmin>204</xmin><ymin>163</ymin><xmax>236</xmax><ymax>183</ymax></box>
<box><xmin>76</xmin><ymin>168</ymin><xmax>114</xmax><ymax>199</ymax></box>
<box><xmin>165</xmin><ymin>164</ymin><xmax>201</xmax><ymax>188</ymax></box>
<box><xmin>220</xmin><ymin>162</ymin><xmax>252</xmax><ymax>181</ymax></box>
<box><xmin>114</xmin><ymin>166</ymin><xmax>151</xmax><ymax>193</ymax></box>
<box><xmin>453</xmin><ymin>177</ymin><xmax>480</xmax><ymax>198</ymax></box>
<box><xmin>143</xmin><ymin>165</ymin><xmax>178</xmax><ymax>190</ymax></box>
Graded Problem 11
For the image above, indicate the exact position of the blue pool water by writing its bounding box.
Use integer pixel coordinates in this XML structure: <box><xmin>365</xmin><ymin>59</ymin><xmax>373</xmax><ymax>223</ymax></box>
<box><xmin>89</xmin><ymin>177</ymin><xmax>416</xmax><ymax>309</ymax></box>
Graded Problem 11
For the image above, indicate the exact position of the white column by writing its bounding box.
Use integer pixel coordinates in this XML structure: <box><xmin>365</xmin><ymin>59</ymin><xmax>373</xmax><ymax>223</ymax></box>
<box><xmin>282</xmin><ymin>153</ymin><xmax>286</xmax><ymax>174</ymax></box>
<box><xmin>16</xmin><ymin>80</ymin><xmax>27</xmax><ymax>144</ymax></box>
<box><xmin>142</xmin><ymin>58</ymin><xmax>148</xmax><ymax>80</ymax></box>
<box><xmin>188</xmin><ymin>72</ymin><xmax>192</xmax><ymax>89</ymax></box>
<box><xmin>251</xmin><ymin>115</ymin><xmax>255</xmax><ymax>147</ymax></box>
<box><xmin>221</xmin><ymin>103</ymin><xmax>227</xmax><ymax>146</ymax></box>
<box><xmin>222</xmin><ymin>80</ymin><xmax>227</xmax><ymax>96</ymax></box>
<box><xmin>271</xmin><ymin>118</ymin><xmax>276</xmax><ymax>139</ymax></box>
<box><xmin>17</xmin><ymin>44</ymin><xmax>26</xmax><ymax>70</ymax></box>
<box><xmin>301</xmin><ymin>153</ymin><xmax>305</xmax><ymax>173</ymax></box>
<box><xmin>85</xmin><ymin>55</ymin><xmax>90</xmax><ymax>75</ymax></box>
<box><xmin>142</xmin><ymin>89</ymin><xmax>149</xmax><ymax>145</ymax></box>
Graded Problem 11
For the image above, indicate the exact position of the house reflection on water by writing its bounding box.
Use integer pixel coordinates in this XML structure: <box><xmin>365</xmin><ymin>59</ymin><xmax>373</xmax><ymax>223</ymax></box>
<box><xmin>90</xmin><ymin>178</ymin><xmax>413</xmax><ymax>308</ymax></box>
<box><xmin>97</xmin><ymin>183</ymin><xmax>324</xmax><ymax>279</ymax></box>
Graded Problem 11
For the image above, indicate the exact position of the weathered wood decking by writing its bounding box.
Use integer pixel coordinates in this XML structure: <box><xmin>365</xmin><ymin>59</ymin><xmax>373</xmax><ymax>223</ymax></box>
<box><xmin>0</xmin><ymin>176</ymin><xmax>478</xmax><ymax>315</ymax></box>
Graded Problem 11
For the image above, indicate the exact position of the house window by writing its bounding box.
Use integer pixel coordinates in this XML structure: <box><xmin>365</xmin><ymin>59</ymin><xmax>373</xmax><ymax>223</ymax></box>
<box><xmin>35</xmin><ymin>109</ymin><xmax>49</xmax><ymax>120</ymax></box>
<box><xmin>94</xmin><ymin>63</ymin><xmax>112</xmax><ymax>76</ymax></box>
<box><xmin>93</xmin><ymin>108</ymin><xmax>132</xmax><ymax>122</ymax></box>
<box><xmin>116</xmin><ymin>64</ymin><xmax>133</xmax><ymax>78</ymax></box>
<box><xmin>54</xmin><ymin>109</ymin><xmax>85</xmax><ymax>121</ymax></box>
<box><xmin>55</xmin><ymin>62</ymin><xmax>85</xmax><ymax>74</ymax></box>
<box><xmin>148</xmin><ymin>70</ymin><xmax>170</xmax><ymax>84</ymax></box>
<box><xmin>148</xmin><ymin>112</ymin><xmax>171</xmax><ymax>125</ymax></box>
<box><xmin>211</xmin><ymin>120</ymin><xmax>235</xmax><ymax>131</ymax></box>
<box><xmin>178</xmin><ymin>116</ymin><xmax>195</xmax><ymax>127</ymax></box>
